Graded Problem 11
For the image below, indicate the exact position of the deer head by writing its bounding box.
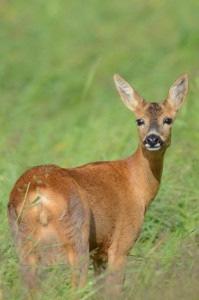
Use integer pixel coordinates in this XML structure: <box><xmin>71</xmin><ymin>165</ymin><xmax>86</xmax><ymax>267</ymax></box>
<box><xmin>114</xmin><ymin>74</ymin><xmax>188</xmax><ymax>152</ymax></box>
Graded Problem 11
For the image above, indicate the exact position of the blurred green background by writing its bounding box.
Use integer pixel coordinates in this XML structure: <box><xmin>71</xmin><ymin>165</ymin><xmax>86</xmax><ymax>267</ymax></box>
<box><xmin>0</xmin><ymin>0</ymin><xmax>199</xmax><ymax>299</ymax></box>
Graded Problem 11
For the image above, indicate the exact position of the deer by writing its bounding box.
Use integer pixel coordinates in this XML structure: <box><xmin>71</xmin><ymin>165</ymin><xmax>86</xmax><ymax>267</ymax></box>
<box><xmin>8</xmin><ymin>73</ymin><xmax>188</xmax><ymax>299</ymax></box>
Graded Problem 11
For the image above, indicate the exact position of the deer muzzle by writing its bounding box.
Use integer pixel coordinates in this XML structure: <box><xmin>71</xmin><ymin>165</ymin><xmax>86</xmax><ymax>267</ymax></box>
<box><xmin>144</xmin><ymin>134</ymin><xmax>163</xmax><ymax>151</ymax></box>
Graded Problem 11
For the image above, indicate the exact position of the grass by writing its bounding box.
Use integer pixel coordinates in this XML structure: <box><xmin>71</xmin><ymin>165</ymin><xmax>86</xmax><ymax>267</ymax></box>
<box><xmin>0</xmin><ymin>0</ymin><xmax>199</xmax><ymax>299</ymax></box>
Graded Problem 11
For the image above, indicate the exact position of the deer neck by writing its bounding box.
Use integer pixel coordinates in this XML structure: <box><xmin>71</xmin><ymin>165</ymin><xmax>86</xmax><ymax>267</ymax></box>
<box><xmin>127</xmin><ymin>145</ymin><xmax>165</xmax><ymax>208</ymax></box>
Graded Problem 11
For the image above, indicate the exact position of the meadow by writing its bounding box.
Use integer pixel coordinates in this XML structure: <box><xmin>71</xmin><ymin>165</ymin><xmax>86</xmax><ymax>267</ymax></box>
<box><xmin>0</xmin><ymin>0</ymin><xmax>199</xmax><ymax>299</ymax></box>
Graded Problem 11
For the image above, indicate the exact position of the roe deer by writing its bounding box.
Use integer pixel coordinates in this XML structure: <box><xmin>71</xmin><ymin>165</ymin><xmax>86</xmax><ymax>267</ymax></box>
<box><xmin>8</xmin><ymin>74</ymin><xmax>188</xmax><ymax>298</ymax></box>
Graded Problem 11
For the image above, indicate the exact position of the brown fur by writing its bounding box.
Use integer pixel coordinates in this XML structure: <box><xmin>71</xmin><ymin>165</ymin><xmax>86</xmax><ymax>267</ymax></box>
<box><xmin>7</xmin><ymin>74</ymin><xmax>188</xmax><ymax>298</ymax></box>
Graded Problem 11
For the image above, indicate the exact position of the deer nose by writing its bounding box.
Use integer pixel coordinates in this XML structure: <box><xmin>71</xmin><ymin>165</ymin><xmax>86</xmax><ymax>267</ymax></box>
<box><xmin>145</xmin><ymin>134</ymin><xmax>161</xmax><ymax>147</ymax></box>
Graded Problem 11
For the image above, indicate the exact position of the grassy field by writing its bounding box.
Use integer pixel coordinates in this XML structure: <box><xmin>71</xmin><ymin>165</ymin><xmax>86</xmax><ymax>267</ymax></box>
<box><xmin>0</xmin><ymin>0</ymin><xmax>199</xmax><ymax>299</ymax></box>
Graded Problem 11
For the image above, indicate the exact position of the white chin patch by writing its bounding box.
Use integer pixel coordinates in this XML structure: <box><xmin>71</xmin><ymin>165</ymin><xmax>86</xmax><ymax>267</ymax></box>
<box><xmin>145</xmin><ymin>143</ymin><xmax>161</xmax><ymax>151</ymax></box>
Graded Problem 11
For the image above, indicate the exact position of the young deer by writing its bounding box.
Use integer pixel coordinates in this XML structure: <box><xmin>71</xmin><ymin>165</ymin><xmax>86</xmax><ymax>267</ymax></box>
<box><xmin>8</xmin><ymin>74</ymin><xmax>188</xmax><ymax>298</ymax></box>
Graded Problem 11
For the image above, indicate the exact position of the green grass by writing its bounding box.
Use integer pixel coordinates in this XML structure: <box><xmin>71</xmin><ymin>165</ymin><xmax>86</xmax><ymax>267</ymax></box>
<box><xmin>0</xmin><ymin>0</ymin><xmax>199</xmax><ymax>299</ymax></box>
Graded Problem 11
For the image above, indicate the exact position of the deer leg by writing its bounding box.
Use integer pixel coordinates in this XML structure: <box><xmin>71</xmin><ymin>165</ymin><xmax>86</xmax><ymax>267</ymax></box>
<box><xmin>8</xmin><ymin>206</ymin><xmax>40</xmax><ymax>297</ymax></box>
<box><xmin>19</xmin><ymin>244</ymin><xmax>40</xmax><ymax>299</ymax></box>
<box><xmin>105</xmin><ymin>218</ymin><xmax>144</xmax><ymax>299</ymax></box>
<box><xmin>105</xmin><ymin>250</ymin><xmax>127</xmax><ymax>299</ymax></box>
<box><xmin>58</xmin><ymin>193</ymin><xmax>90</xmax><ymax>289</ymax></box>
<box><xmin>67</xmin><ymin>244</ymin><xmax>89</xmax><ymax>289</ymax></box>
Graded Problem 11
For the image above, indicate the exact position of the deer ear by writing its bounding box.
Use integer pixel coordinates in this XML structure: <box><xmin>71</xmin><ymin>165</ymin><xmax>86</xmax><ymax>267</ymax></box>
<box><xmin>113</xmin><ymin>74</ymin><xmax>143</xmax><ymax>112</ymax></box>
<box><xmin>166</xmin><ymin>74</ymin><xmax>188</xmax><ymax>111</ymax></box>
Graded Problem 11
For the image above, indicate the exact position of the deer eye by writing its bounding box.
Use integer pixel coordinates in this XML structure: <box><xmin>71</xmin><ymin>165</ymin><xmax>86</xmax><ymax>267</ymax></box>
<box><xmin>163</xmin><ymin>117</ymin><xmax>173</xmax><ymax>125</ymax></box>
<box><xmin>136</xmin><ymin>119</ymin><xmax>145</xmax><ymax>126</ymax></box>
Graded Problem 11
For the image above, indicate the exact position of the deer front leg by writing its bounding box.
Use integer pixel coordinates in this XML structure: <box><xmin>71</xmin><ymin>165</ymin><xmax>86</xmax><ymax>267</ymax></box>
<box><xmin>105</xmin><ymin>249</ymin><xmax>127</xmax><ymax>299</ymax></box>
<box><xmin>105</xmin><ymin>217</ymin><xmax>144</xmax><ymax>299</ymax></box>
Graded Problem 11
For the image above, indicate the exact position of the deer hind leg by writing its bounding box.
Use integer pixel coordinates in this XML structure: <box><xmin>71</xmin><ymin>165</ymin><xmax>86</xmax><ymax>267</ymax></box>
<box><xmin>8</xmin><ymin>204</ymin><xmax>40</xmax><ymax>297</ymax></box>
<box><xmin>14</xmin><ymin>231</ymin><xmax>40</xmax><ymax>299</ymax></box>
<box><xmin>59</xmin><ymin>195</ymin><xmax>90</xmax><ymax>289</ymax></box>
<box><xmin>67</xmin><ymin>243</ymin><xmax>89</xmax><ymax>289</ymax></box>
<box><xmin>17</xmin><ymin>226</ymin><xmax>44</xmax><ymax>299</ymax></box>
<box><xmin>20</xmin><ymin>247</ymin><xmax>40</xmax><ymax>299</ymax></box>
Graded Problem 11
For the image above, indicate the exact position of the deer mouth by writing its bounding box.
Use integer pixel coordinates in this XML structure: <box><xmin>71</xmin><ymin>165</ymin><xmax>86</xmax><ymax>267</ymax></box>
<box><xmin>144</xmin><ymin>143</ymin><xmax>162</xmax><ymax>151</ymax></box>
